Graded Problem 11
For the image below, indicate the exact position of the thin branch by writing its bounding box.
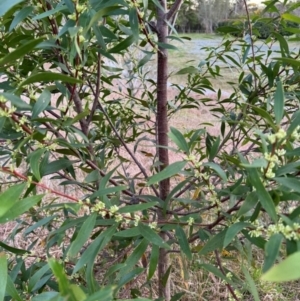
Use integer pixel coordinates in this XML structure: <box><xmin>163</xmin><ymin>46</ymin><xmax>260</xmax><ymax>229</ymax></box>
<box><xmin>95</xmin><ymin>101</ymin><xmax>160</xmax><ymax>197</ymax></box>
<box><xmin>166</xmin><ymin>0</ymin><xmax>183</xmax><ymax>22</ymax></box>
<box><xmin>244</xmin><ymin>0</ymin><xmax>257</xmax><ymax>90</ymax></box>
<box><xmin>214</xmin><ymin>250</ymin><xmax>240</xmax><ymax>301</ymax></box>
<box><xmin>87</xmin><ymin>52</ymin><xmax>102</xmax><ymax>125</ymax></box>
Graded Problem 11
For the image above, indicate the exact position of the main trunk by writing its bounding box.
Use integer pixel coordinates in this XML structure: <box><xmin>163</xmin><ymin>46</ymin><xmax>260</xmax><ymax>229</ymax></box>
<box><xmin>156</xmin><ymin>1</ymin><xmax>171</xmax><ymax>300</ymax></box>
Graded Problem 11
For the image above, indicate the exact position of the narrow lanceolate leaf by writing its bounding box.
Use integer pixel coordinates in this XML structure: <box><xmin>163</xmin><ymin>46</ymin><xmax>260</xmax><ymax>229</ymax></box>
<box><xmin>274</xmin><ymin>177</ymin><xmax>300</xmax><ymax>193</ymax></box>
<box><xmin>48</xmin><ymin>259</ymin><xmax>70</xmax><ymax>296</ymax></box>
<box><xmin>168</xmin><ymin>127</ymin><xmax>189</xmax><ymax>154</ymax></box>
<box><xmin>148</xmin><ymin>244</ymin><xmax>159</xmax><ymax>280</ymax></box>
<box><xmin>287</xmin><ymin>110</ymin><xmax>300</xmax><ymax>136</ymax></box>
<box><xmin>9</xmin><ymin>6</ymin><xmax>33</xmax><ymax>31</ymax></box>
<box><xmin>176</xmin><ymin>66</ymin><xmax>199</xmax><ymax>75</ymax></box>
<box><xmin>247</xmin><ymin>168</ymin><xmax>277</xmax><ymax>222</ymax></box>
<box><xmin>129</xmin><ymin>8</ymin><xmax>139</xmax><ymax>41</ymax></box>
<box><xmin>176</xmin><ymin>226</ymin><xmax>192</xmax><ymax>260</ymax></box>
<box><xmin>30</xmin><ymin>149</ymin><xmax>45</xmax><ymax>181</ymax></box>
<box><xmin>0</xmin><ymin>38</ymin><xmax>43</xmax><ymax>67</ymax></box>
<box><xmin>138</xmin><ymin>222</ymin><xmax>170</xmax><ymax>249</ymax></box>
<box><xmin>202</xmin><ymin>162</ymin><xmax>227</xmax><ymax>182</ymax></box>
<box><xmin>117</xmin><ymin>201</ymin><xmax>158</xmax><ymax>214</ymax></box>
<box><xmin>0</xmin><ymin>195</ymin><xmax>44</xmax><ymax>223</ymax></box>
<box><xmin>282</xmin><ymin>13</ymin><xmax>300</xmax><ymax>24</ymax></box>
<box><xmin>262</xmin><ymin>251</ymin><xmax>300</xmax><ymax>282</ymax></box>
<box><xmin>32</xmin><ymin>90</ymin><xmax>51</xmax><ymax>119</ymax></box>
<box><xmin>274</xmin><ymin>80</ymin><xmax>284</xmax><ymax>125</ymax></box>
<box><xmin>18</xmin><ymin>72</ymin><xmax>82</xmax><ymax>88</ymax></box>
<box><xmin>0</xmin><ymin>252</ymin><xmax>7</xmax><ymax>301</ymax></box>
<box><xmin>199</xmin><ymin>230</ymin><xmax>226</xmax><ymax>255</ymax></box>
<box><xmin>120</xmin><ymin>239</ymin><xmax>148</xmax><ymax>275</ymax></box>
<box><xmin>109</xmin><ymin>35</ymin><xmax>135</xmax><ymax>53</ymax></box>
<box><xmin>263</xmin><ymin>234</ymin><xmax>283</xmax><ymax>273</ymax></box>
<box><xmin>6</xmin><ymin>276</ymin><xmax>22</xmax><ymax>301</ymax></box>
<box><xmin>0</xmin><ymin>0</ymin><xmax>25</xmax><ymax>17</ymax></box>
<box><xmin>68</xmin><ymin>213</ymin><xmax>97</xmax><ymax>258</ymax></box>
<box><xmin>224</xmin><ymin>222</ymin><xmax>252</xmax><ymax>248</ymax></box>
<box><xmin>242</xmin><ymin>266</ymin><xmax>260</xmax><ymax>301</ymax></box>
<box><xmin>147</xmin><ymin>161</ymin><xmax>186</xmax><ymax>186</ymax></box>
<box><xmin>0</xmin><ymin>183</ymin><xmax>26</xmax><ymax>220</ymax></box>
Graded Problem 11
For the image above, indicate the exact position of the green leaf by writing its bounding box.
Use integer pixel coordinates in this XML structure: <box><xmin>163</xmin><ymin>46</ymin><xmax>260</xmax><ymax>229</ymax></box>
<box><xmin>9</xmin><ymin>6</ymin><xmax>33</xmax><ymax>31</ymax></box>
<box><xmin>263</xmin><ymin>234</ymin><xmax>283</xmax><ymax>273</ymax></box>
<box><xmin>18</xmin><ymin>72</ymin><xmax>82</xmax><ymax>88</ymax></box>
<box><xmin>209</xmin><ymin>136</ymin><xmax>220</xmax><ymax>161</ymax></box>
<box><xmin>274</xmin><ymin>80</ymin><xmax>284</xmax><ymax>125</ymax></box>
<box><xmin>48</xmin><ymin>259</ymin><xmax>70</xmax><ymax>296</ymax></box>
<box><xmin>247</xmin><ymin>168</ymin><xmax>277</xmax><ymax>222</ymax></box>
<box><xmin>287</xmin><ymin>110</ymin><xmax>300</xmax><ymax>136</ymax></box>
<box><xmin>117</xmin><ymin>267</ymin><xmax>144</xmax><ymax>290</ymax></box>
<box><xmin>0</xmin><ymin>194</ymin><xmax>44</xmax><ymax>223</ymax></box>
<box><xmin>30</xmin><ymin>148</ymin><xmax>46</xmax><ymax>181</ymax></box>
<box><xmin>5</xmin><ymin>276</ymin><xmax>22</xmax><ymax>301</ymax></box>
<box><xmin>262</xmin><ymin>251</ymin><xmax>300</xmax><ymax>282</ymax></box>
<box><xmin>274</xmin><ymin>177</ymin><xmax>300</xmax><ymax>193</ymax></box>
<box><xmin>129</xmin><ymin>8</ymin><xmax>139</xmax><ymax>41</ymax></box>
<box><xmin>24</xmin><ymin>215</ymin><xmax>56</xmax><ymax>235</ymax></box>
<box><xmin>114</xmin><ymin>227</ymin><xmax>140</xmax><ymax>238</ymax></box>
<box><xmin>242</xmin><ymin>266</ymin><xmax>260</xmax><ymax>301</ymax></box>
<box><xmin>199</xmin><ymin>229</ymin><xmax>226</xmax><ymax>255</ymax></box>
<box><xmin>176</xmin><ymin>66</ymin><xmax>199</xmax><ymax>75</ymax></box>
<box><xmin>161</xmin><ymin>265</ymin><xmax>172</xmax><ymax>287</ymax></box>
<box><xmin>282</xmin><ymin>13</ymin><xmax>300</xmax><ymax>24</ymax></box>
<box><xmin>0</xmin><ymin>0</ymin><xmax>24</xmax><ymax>17</ymax></box>
<box><xmin>148</xmin><ymin>244</ymin><xmax>159</xmax><ymax>280</ymax></box>
<box><xmin>138</xmin><ymin>222</ymin><xmax>170</xmax><ymax>249</ymax></box>
<box><xmin>0</xmin><ymin>253</ymin><xmax>7</xmax><ymax>301</ymax></box>
<box><xmin>32</xmin><ymin>90</ymin><xmax>51</xmax><ymax>119</ymax></box>
<box><xmin>43</xmin><ymin>158</ymin><xmax>73</xmax><ymax>176</ymax></box>
<box><xmin>237</xmin><ymin>191</ymin><xmax>258</xmax><ymax>216</ymax></box>
<box><xmin>0</xmin><ymin>93</ymin><xmax>32</xmax><ymax>110</ymax></box>
<box><xmin>120</xmin><ymin>238</ymin><xmax>148</xmax><ymax>275</ymax></box>
<box><xmin>202</xmin><ymin>162</ymin><xmax>227</xmax><ymax>182</ymax></box>
<box><xmin>109</xmin><ymin>35</ymin><xmax>135</xmax><ymax>53</ymax></box>
<box><xmin>84</xmin><ymin>286</ymin><xmax>114</xmax><ymax>301</ymax></box>
<box><xmin>0</xmin><ymin>241</ymin><xmax>27</xmax><ymax>255</ymax></box>
<box><xmin>28</xmin><ymin>264</ymin><xmax>50</xmax><ymax>292</ymax></box>
<box><xmin>252</xmin><ymin>106</ymin><xmax>276</xmax><ymax>130</ymax></box>
<box><xmin>68</xmin><ymin>213</ymin><xmax>97</xmax><ymax>258</ymax></box>
<box><xmin>176</xmin><ymin>226</ymin><xmax>192</xmax><ymax>260</ymax></box>
<box><xmin>118</xmin><ymin>201</ymin><xmax>158</xmax><ymax>213</ymax></box>
<box><xmin>198</xmin><ymin>263</ymin><xmax>230</xmax><ymax>282</ymax></box>
<box><xmin>0</xmin><ymin>38</ymin><xmax>43</xmax><ymax>67</ymax></box>
<box><xmin>0</xmin><ymin>183</ymin><xmax>25</xmax><ymax>219</ymax></box>
<box><xmin>73</xmin><ymin>224</ymin><xmax>117</xmax><ymax>274</ymax></box>
<box><xmin>137</xmin><ymin>53</ymin><xmax>153</xmax><ymax>68</ymax></box>
<box><xmin>157</xmin><ymin>42</ymin><xmax>178</xmax><ymax>50</ymax></box>
<box><xmin>224</xmin><ymin>222</ymin><xmax>252</xmax><ymax>248</ymax></box>
<box><xmin>32</xmin><ymin>3</ymin><xmax>66</xmax><ymax>20</ymax></box>
<box><xmin>92</xmin><ymin>185</ymin><xmax>127</xmax><ymax>198</ymax></box>
<box><xmin>147</xmin><ymin>161</ymin><xmax>186</xmax><ymax>186</ymax></box>
<box><xmin>168</xmin><ymin>127</ymin><xmax>189</xmax><ymax>154</ymax></box>
<box><xmin>273</xmin><ymin>57</ymin><xmax>300</xmax><ymax>68</ymax></box>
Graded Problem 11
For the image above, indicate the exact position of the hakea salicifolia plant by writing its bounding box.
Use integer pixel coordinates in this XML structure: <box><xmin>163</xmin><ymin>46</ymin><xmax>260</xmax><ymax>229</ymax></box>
<box><xmin>248</xmin><ymin>126</ymin><xmax>300</xmax><ymax>240</ymax></box>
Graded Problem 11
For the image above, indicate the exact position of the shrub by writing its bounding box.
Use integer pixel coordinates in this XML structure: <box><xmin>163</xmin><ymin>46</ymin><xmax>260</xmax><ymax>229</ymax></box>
<box><xmin>1</xmin><ymin>1</ymin><xmax>300</xmax><ymax>301</ymax></box>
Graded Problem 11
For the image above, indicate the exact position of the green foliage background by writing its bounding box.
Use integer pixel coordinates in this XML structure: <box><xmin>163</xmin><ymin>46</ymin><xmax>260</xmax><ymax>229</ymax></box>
<box><xmin>1</xmin><ymin>0</ymin><xmax>300</xmax><ymax>300</ymax></box>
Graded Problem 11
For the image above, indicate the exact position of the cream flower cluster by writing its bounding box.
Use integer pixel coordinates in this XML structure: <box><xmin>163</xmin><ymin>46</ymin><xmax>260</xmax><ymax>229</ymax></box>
<box><xmin>250</xmin><ymin>219</ymin><xmax>300</xmax><ymax>241</ymax></box>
